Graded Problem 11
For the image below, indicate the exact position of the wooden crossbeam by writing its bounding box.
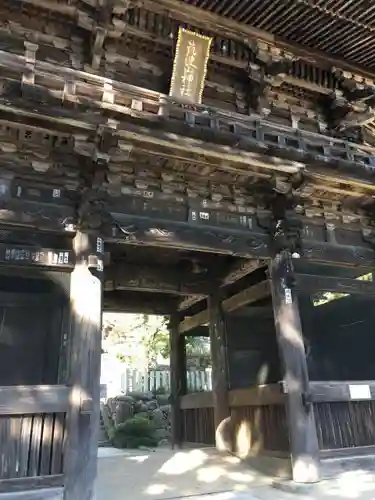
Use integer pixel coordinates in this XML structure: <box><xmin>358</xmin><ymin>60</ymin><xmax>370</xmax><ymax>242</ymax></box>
<box><xmin>178</xmin><ymin>258</ymin><xmax>265</xmax><ymax>310</ymax></box>
<box><xmin>179</xmin><ymin>279</ymin><xmax>270</xmax><ymax>334</ymax></box>
<box><xmin>104</xmin><ymin>262</ymin><xmax>211</xmax><ymax>296</ymax></box>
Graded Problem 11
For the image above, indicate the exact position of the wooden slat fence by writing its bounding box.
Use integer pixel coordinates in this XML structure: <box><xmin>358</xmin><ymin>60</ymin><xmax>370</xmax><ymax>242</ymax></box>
<box><xmin>118</xmin><ymin>368</ymin><xmax>212</xmax><ymax>395</ymax></box>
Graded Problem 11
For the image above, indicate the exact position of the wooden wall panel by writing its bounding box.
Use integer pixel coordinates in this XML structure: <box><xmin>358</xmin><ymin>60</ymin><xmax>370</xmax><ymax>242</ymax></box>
<box><xmin>300</xmin><ymin>294</ymin><xmax>375</xmax><ymax>382</ymax></box>
<box><xmin>315</xmin><ymin>401</ymin><xmax>375</xmax><ymax>450</ymax></box>
<box><xmin>226</xmin><ymin>310</ymin><xmax>282</xmax><ymax>390</ymax></box>
<box><xmin>0</xmin><ymin>413</ymin><xmax>66</xmax><ymax>479</ymax></box>
<box><xmin>231</xmin><ymin>405</ymin><xmax>289</xmax><ymax>455</ymax></box>
<box><xmin>182</xmin><ymin>408</ymin><xmax>215</xmax><ymax>445</ymax></box>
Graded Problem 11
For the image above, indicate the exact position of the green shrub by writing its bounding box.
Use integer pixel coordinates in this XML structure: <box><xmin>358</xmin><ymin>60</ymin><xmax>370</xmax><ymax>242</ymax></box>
<box><xmin>109</xmin><ymin>416</ymin><xmax>158</xmax><ymax>449</ymax></box>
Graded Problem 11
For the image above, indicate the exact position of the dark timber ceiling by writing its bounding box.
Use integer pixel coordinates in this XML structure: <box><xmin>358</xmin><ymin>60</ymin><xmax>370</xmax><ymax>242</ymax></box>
<box><xmin>183</xmin><ymin>0</ymin><xmax>375</xmax><ymax>70</ymax></box>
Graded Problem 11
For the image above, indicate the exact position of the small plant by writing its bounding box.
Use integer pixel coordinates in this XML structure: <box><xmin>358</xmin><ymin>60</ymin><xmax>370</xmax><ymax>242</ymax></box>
<box><xmin>109</xmin><ymin>416</ymin><xmax>158</xmax><ymax>449</ymax></box>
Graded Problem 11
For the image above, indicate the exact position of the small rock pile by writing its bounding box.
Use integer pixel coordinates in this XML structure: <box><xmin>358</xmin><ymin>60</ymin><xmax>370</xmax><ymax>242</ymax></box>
<box><xmin>101</xmin><ymin>391</ymin><xmax>171</xmax><ymax>447</ymax></box>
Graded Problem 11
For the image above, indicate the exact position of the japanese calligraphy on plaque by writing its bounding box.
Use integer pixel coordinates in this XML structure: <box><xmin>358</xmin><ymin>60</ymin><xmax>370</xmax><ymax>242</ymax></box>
<box><xmin>0</xmin><ymin>244</ymin><xmax>74</xmax><ymax>268</ymax></box>
<box><xmin>169</xmin><ymin>28</ymin><xmax>212</xmax><ymax>103</ymax></box>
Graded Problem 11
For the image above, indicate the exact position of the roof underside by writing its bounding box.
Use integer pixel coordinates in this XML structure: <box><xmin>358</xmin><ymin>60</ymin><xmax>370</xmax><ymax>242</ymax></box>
<box><xmin>184</xmin><ymin>0</ymin><xmax>375</xmax><ymax>71</ymax></box>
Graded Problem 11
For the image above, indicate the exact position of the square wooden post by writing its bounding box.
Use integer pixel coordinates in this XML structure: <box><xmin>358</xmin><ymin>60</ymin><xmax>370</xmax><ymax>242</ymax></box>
<box><xmin>208</xmin><ymin>289</ymin><xmax>231</xmax><ymax>451</ymax></box>
<box><xmin>169</xmin><ymin>313</ymin><xmax>187</xmax><ymax>448</ymax></box>
<box><xmin>64</xmin><ymin>232</ymin><xmax>104</xmax><ymax>500</ymax></box>
<box><xmin>269</xmin><ymin>250</ymin><xmax>319</xmax><ymax>483</ymax></box>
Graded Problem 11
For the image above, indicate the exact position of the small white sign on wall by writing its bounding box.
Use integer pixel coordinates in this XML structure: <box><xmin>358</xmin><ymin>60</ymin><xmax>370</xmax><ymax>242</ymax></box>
<box><xmin>349</xmin><ymin>384</ymin><xmax>371</xmax><ymax>400</ymax></box>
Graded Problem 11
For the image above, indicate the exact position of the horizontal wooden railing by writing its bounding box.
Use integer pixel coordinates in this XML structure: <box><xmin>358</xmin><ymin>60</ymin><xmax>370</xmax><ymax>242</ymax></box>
<box><xmin>0</xmin><ymin>385</ymin><xmax>70</xmax><ymax>415</ymax></box>
<box><xmin>180</xmin><ymin>384</ymin><xmax>284</xmax><ymax>410</ymax></box>
<box><xmin>0</xmin><ymin>49</ymin><xmax>373</xmax><ymax>171</ymax></box>
<box><xmin>309</xmin><ymin>381</ymin><xmax>375</xmax><ymax>403</ymax></box>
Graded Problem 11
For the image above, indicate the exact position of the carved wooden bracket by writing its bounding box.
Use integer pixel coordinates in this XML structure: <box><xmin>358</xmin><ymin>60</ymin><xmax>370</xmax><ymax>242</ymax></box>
<box><xmin>243</xmin><ymin>40</ymin><xmax>299</xmax><ymax>114</ymax></box>
<box><xmin>268</xmin><ymin>192</ymin><xmax>302</xmax><ymax>258</ymax></box>
<box><xmin>319</xmin><ymin>68</ymin><xmax>375</xmax><ymax>142</ymax></box>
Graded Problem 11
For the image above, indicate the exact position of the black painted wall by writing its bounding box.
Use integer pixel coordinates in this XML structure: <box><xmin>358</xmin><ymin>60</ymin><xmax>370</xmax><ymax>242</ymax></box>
<box><xmin>299</xmin><ymin>292</ymin><xmax>375</xmax><ymax>381</ymax></box>
<box><xmin>226</xmin><ymin>303</ymin><xmax>282</xmax><ymax>390</ymax></box>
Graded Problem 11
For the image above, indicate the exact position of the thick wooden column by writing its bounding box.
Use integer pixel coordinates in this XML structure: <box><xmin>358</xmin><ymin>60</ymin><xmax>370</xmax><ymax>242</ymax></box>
<box><xmin>208</xmin><ymin>289</ymin><xmax>231</xmax><ymax>451</ymax></box>
<box><xmin>64</xmin><ymin>232</ymin><xmax>104</xmax><ymax>500</ymax></box>
<box><xmin>269</xmin><ymin>250</ymin><xmax>319</xmax><ymax>483</ymax></box>
<box><xmin>169</xmin><ymin>313</ymin><xmax>187</xmax><ymax>448</ymax></box>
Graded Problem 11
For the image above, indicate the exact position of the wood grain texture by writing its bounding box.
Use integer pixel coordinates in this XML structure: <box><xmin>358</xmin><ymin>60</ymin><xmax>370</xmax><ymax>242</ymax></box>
<box><xmin>270</xmin><ymin>251</ymin><xmax>320</xmax><ymax>483</ymax></box>
<box><xmin>0</xmin><ymin>386</ymin><xmax>69</xmax><ymax>415</ymax></box>
<box><xmin>63</xmin><ymin>232</ymin><xmax>103</xmax><ymax>500</ymax></box>
<box><xmin>179</xmin><ymin>280</ymin><xmax>270</xmax><ymax>333</ymax></box>
<box><xmin>0</xmin><ymin>413</ymin><xmax>65</xmax><ymax>479</ymax></box>
<box><xmin>314</xmin><ymin>401</ymin><xmax>375</xmax><ymax>450</ymax></box>
<box><xmin>182</xmin><ymin>407</ymin><xmax>215</xmax><ymax>445</ymax></box>
<box><xmin>0</xmin><ymin>488</ymin><xmax>63</xmax><ymax>500</ymax></box>
<box><xmin>208</xmin><ymin>289</ymin><xmax>230</xmax><ymax>450</ymax></box>
<box><xmin>310</xmin><ymin>381</ymin><xmax>375</xmax><ymax>403</ymax></box>
<box><xmin>169</xmin><ymin>314</ymin><xmax>187</xmax><ymax>448</ymax></box>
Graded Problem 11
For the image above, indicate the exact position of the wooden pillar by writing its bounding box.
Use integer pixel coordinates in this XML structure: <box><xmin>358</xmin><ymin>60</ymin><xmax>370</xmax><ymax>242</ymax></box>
<box><xmin>64</xmin><ymin>232</ymin><xmax>104</xmax><ymax>500</ymax></box>
<box><xmin>169</xmin><ymin>313</ymin><xmax>187</xmax><ymax>448</ymax></box>
<box><xmin>208</xmin><ymin>289</ymin><xmax>231</xmax><ymax>451</ymax></box>
<box><xmin>269</xmin><ymin>250</ymin><xmax>319</xmax><ymax>483</ymax></box>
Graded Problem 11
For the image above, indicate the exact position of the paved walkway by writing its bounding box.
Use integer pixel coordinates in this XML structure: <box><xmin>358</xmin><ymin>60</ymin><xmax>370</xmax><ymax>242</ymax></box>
<box><xmin>96</xmin><ymin>447</ymin><xmax>375</xmax><ymax>500</ymax></box>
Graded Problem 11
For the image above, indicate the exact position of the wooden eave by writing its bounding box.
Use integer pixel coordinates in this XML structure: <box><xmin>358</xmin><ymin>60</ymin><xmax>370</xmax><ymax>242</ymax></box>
<box><xmin>1</xmin><ymin>49</ymin><xmax>375</xmax><ymax>218</ymax></box>
<box><xmin>8</xmin><ymin>0</ymin><xmax>375</xmax><ymax>77</ymax></box>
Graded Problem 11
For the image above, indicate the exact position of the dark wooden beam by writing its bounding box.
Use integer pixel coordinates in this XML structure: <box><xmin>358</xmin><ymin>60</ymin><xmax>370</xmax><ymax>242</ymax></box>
<box><xmin>179</xmin><ymin>280</ymin><xmax>270</xmax><ymax>333</ymax></box>
<box><xmin>64</xmin><ymin>232</ymin><xmax>104</xmax><ymax>500</ymax></box>
<box><xmin>169</xmin><ymin>313</ymin><xmax>187</xmax><ymax>448</ymax></box>
<box><xmin>222</xmin><ymin>258</ymin><xmax>266</xmax><ymax>286</ymax></box>
<box><xmin>178</xmin><ymin>258</ymin><xmax>265</xmax><ymax>310</ymax></box>
<box><xmin>108</xmin><ymin>210</ymin><xmax>375</xmax><ymax>268</ymax></box>
<box><xmin>103</xmin><ymin>291</ymin><xmax>178</xmax><ymax>314</ymax></box>
<box><xmin>104</xmin><ymin>263</ymin><xmax>211</xmax><ymax>296</ymax></box>
<box><xmin>208</xmin><ymin>287</ymin><xmax>230</xmax><ymax>451</ymax></box>
<box><xmin>0</xmin><ymin>243</ymin><xmax>74</xmax><ymax>270</ymax></box>
<box><xmin>269</xmin><ymin>250</ymin><xmax>320</xmax><ymax>483</ymax></box>
<box><xmin>295</xmin><ymin>273</ymin><xmax>375</xmax><ymax>295</ymax></box>
<box><xmin>310</xmin><ymin>381</ymin><xmax>375</xmax><ymax>403</ymax></box>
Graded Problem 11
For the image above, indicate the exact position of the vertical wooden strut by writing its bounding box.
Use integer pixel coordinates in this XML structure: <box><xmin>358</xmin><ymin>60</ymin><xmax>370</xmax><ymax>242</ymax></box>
<box><xmin>169</xmin><ymin>313</ymin><xmax>187</xmax><ymax>448</ymax></box>
<box><xmin>64</xmin><ymin>232</ymin><xmax>104</xmax><ymax>500</ymax></box>
<box><xmin>269</xmin><ymin>250</ymin><xmax>319</xmax><ymax>483</ymax></box>
<box><xmin>208</xmin><ymin>289</ymin><xmax>231</xmax><ymax>451</ymax></box>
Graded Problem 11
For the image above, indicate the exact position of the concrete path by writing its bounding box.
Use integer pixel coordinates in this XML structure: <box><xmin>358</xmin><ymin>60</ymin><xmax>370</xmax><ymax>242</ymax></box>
<box><xmin>96</xmin><ymin>447</ymin><xmax>375</xmax><ymax>500</ymax></box>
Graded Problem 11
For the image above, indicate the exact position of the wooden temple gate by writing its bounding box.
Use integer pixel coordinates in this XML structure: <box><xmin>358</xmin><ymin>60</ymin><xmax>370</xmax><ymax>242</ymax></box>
<box><xmin>2</xmin><ymin>0</ymin><xmax>375</xmax><ymax>497</ymax></box>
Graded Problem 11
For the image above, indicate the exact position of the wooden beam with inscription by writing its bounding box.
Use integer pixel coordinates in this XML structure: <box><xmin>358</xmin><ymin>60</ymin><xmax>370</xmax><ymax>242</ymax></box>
<box><xmin>0</xmin><ymin>244</ymin><xmax>74</xmax><ymax>270</ymax></box>
<box><xmin>270</xmin><ymin>251</ymin><xmax>320</xmax><ymax>483</ymax></box>
<box><xmin>169</xmin><ymin>28</ymin><xmax>212</xmax><ymax>104</ymax></box>
<box><xmin>108</xmin><ymin>210</ymin><xmax>375</xmax><ymax>268</ymax></box>
<box><xmin>179</xmin><ymin>280</ymin><xmax>270</xmax><ymax>333</ymax></box>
